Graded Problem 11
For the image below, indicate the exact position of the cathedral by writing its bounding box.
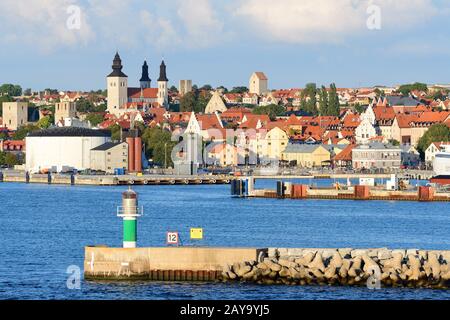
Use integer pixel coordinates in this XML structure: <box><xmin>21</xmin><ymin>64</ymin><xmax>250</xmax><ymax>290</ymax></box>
<box><xmin>106</xmin><ymin>52</ymin><xmax>169</xmax><ymax>116</ymax></box>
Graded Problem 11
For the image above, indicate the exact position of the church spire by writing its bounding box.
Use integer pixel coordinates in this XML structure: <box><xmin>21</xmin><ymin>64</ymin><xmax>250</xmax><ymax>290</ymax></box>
<box><xmin>140</xmin><ymin>61</ymin><xmax>151</xmax><ymax>82</ymax></box>
<box><xmin>107</xmin><ymin>52</ymin><xmax>128</xmax><ymax>78</ymax></box>
<box><xmin>140</xmin><ymin>60</ymin><xmax>151</xmax><ymax>89</ymax></box>
<box><xmin>158</xmin><ymin>60</ymin><xmax>168</xmax><ymax>82</ymax></box>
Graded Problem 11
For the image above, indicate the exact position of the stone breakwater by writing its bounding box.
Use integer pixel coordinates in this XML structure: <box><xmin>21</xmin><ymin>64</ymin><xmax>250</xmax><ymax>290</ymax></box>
<box><xmin>220</xmin><ymin>248</ymin><xmax>450</xmax><ymax>289</ymax></box>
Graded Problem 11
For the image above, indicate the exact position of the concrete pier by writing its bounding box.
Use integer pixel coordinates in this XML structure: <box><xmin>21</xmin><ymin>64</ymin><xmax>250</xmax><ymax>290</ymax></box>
<box><xmin>240</xmin><ymin>182</ymin><xmax>450</xmax><ymax>202</ymax></box>
<box><xmin>83</xmin><ymin>246</ymin><xmax>450</xmax><ymax>288</ymax></box>
<box><xmin>0</xmin><ymin>172</ymin><xmax>232</xmax><ymax>186</ymax></box>
<box><xmin>84</xmin><ymin>247</ymin><xmax>265</xmax><ymax>280</ymax></box>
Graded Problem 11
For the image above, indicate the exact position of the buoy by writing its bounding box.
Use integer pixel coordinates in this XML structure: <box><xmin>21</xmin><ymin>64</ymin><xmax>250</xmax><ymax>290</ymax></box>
<box><xmin>117</xmin><ymin>187</ymin><xmax>143</xmax><ymax>248</ymax></box>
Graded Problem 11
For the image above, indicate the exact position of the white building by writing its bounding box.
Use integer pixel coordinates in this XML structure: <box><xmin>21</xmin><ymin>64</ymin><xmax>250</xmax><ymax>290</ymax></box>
<box><xmin>352</xmin><ymin>142</ymin><xmax>401</xmax><ymax>169</ymax></box>
<box><xmin>432</xmin><ymin>144</ymin><xmax>450</xmax><ymax>175</ymax></box>
<box><xmin>249</xmin><ymin>72</ymin><xmax>268</xmax><ymax>95</ymax></box>
<box><xmin>425</xmin><ymin>142</ymin><xmax>449</xmax><ymax>166</ymax></box>
<box><xmin>26</xmin><ymin>127</ymin><xmax>111</xmax><ymax>173</ymax></box>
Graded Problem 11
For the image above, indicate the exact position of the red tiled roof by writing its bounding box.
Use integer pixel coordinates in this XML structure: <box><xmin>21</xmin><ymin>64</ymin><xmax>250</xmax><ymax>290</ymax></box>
<box><xmin>128</xmin><ymin>87</ymin><xmax>159</xmax><ymax>99</ymax></box>
<box><xmin>334</xmin><ymin>144</ymin><xmax>356</xmax><ymax>161</ymax></box>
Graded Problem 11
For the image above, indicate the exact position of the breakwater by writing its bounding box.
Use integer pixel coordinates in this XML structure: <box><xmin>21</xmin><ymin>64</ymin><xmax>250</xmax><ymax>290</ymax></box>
<box><xmin>221</xmin><ymin>248</ymin><xmax>450</xmax><ymax>289</ymax></box>
<box><xmin>84</xmin><ymin>246</ymin><xmax>450</xmax><ymax>289</ymax></box>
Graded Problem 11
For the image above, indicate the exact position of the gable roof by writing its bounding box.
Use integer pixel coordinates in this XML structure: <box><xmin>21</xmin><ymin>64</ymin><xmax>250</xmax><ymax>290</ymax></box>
<box><xmin>253</xmin><ymin>72</ymin><xmax>268</xmax><ymax>81</ymax></box>
<box><xmin>205</xmin><ymin>91</ymin><xmax>227</xmax><ymax>114</ymax></box>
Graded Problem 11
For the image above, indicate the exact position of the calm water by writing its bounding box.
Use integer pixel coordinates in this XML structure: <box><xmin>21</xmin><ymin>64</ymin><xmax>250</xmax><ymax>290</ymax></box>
<box><xmin>0</xmin><ymin>180</ymin><xmax>449</xmax><ymax>300</ymax></box>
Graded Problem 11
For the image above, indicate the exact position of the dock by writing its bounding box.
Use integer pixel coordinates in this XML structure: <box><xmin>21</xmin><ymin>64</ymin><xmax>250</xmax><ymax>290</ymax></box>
<box><xmin>231</xmin><ymin>178</ymin><xmax>450</xmax><ymax>202</ymax></box>
<box><xmin>0</xmin><ymin>172</ymin><xmax>232</xmax><ymax>186</ymax></box>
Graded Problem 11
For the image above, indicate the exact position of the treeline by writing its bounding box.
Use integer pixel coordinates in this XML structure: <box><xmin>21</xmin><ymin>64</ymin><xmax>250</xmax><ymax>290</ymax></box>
<box><xmin>0</xmin><ymin>84</ymin><xmax>22</xmax><ymax>97</ymax></box>
<box><xmin>300</xmin><ymin>83</ymin><xmax>340</xmax><ymax>116</ymax></box>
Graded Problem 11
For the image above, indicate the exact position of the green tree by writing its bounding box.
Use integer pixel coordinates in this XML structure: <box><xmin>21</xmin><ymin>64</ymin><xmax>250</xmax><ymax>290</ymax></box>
<box><xmin>389</xmin><ymin>139</ymin><xmax>400</xmax><ymax>146</ymax></box>
<box><xmin>398</xmin><ymin>82</ymin><xmax>428</xmax><ymax>96</ymax></box>
<box><xmin>0</xmin><ymin>84</ymin><xmax>22</xmax><ymax>96</ymax></box>
<box><xmin>327</xmin><ymin>83</ymin><xmax>340</xmax><ymax>116</ymax></box>
<box><xmin>179</xmin><ymin>91</ymin><xmax>212</xmax><ymax>113</ymax></box>
<box><xmin>354</xmin><ymin>103</ymin><xmax>366</xmax><ymax>114</ymax></box>
<box><xmin>217</xmin><ymin>86</ymin><xmax>228</xmax><ymax>93</ymax></box>
<box><xmin>417</xmin><ymin>124</ymin><xmax>450</xmax><ymax>158</ymax></box>
<box><xmin>142</xmin><ymin>127</ymin><xmax>176</xmax><ymax>167</ymax></box>
<box><xmin>180</xmin><ymin>92</ymin><xmax>196</xmax><ymax>112</ymax></box>
<box><xmin>85</xmin><ymin>113</ymin><xmax>105</xmax><ymax>127</ymax></box>
<box><xmin>229</xmin><ymin>87</ymin><xmax>248</xmax><ymax>94</ymax></box>
<box><xmin>108</xmin><ymin>124</ymin><xmax>122</xmax><ymax>141</ymax></box>
<box><xmin>12</xmin><ymin>124</ymin><xmax>40</xmax><ymax>140</ymax></box>
<box><xmin>4</xmin><ymin>153</ymin><xmax>18</xmax><ymax>167</ymax></box>
<box><xmin>0</xmin><ymin>132</ymin><xmax>8</xmax><ymax>140</ymax></box>
<box><xmin>76</xmin><ymin>97</ymin><xmax>95</xmax><ymax>113</ymax></box>
<box><xmin>37</xmin><ymin>116</ymin><xmax>52</xmax><ymax>129</ymax></box>
<box><xmin>200</xmin><ymin>84</ymin><xmax>213</xmax><ymax>91</ymax></box>
<box><xmin>318</xmin><ymin>86</ymin><xmax>329</xmax><ymax>115</ymax></box>
<box><xmin>300</xmin><ymin>83</ymin><xmax>318</xmax><ymax>115</ymax></box>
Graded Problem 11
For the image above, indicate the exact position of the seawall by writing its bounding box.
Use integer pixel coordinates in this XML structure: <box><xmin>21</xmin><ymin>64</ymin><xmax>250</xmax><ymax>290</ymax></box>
<box><xmin>84</xmin><ymin>247</ymin><xmax>265</xmax><ymax>280</ymax></box>
<box><xmin>0</xmin><ymin>172</ymin><xmax>231</xmax><ymax>186</ymax></box>
<box><xmin>84</xmin><ymin>246</ymin><xmax>450</xmax><ymax>288</ymax></box>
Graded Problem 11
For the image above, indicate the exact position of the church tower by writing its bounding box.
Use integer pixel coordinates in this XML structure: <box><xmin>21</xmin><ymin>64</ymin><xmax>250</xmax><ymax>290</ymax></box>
<box><xmin>140</xmin><ymin>61</ymin><xmax>151</xmax><ymax>89</ymax></box>
<box><xmin>157</xmin><ymin>60</ymin><xmax>169</xmax><ymax>108</ymax></box>
<box><xmin>107</xmin><ymin>52</ymin><xmax>128</xmax><ymax>115</ymax></box>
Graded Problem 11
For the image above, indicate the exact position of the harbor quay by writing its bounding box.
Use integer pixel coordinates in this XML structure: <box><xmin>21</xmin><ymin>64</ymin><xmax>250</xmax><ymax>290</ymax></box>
<box><xmin>83</xmin><ymin>246</ymin><xmax>450</xmax><ymax>289</ymax></box>
<box><xmin>231</xmin><ymin>177</ymin><xmax>450</xmax><ymax>202</ymax></box>
<box><xmin>0</xmin><ymin>172</ymin><xmax>232</xmax><ymax>186</ymax></box>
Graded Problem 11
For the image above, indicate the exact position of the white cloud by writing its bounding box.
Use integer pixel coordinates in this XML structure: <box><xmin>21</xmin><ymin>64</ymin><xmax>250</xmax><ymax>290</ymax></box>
<box><xmin>177</xmin><ymin>0</ymin><xmax>224</xmax><ymax>47</ymax></box>
<box><xmin>140</xmin><ymin>10</ymin><xmax>181</xmax><ymax>50</ymax></box>
<box><xmin>0</xmin><ymin>0</ymin><xmax>94</xmax><ymax>52</ymax></box>
<box><xmin>234</xmin><ymin>0</ymin><xmax>439</xmax><ymax>44</ymax></box>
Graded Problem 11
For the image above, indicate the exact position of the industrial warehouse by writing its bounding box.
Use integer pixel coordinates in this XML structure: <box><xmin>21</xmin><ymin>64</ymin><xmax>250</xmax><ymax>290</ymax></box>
<box><xmin>25</xmin><ymin>126</ymin><xmax>143</xmax><ymax>174</ymax></box>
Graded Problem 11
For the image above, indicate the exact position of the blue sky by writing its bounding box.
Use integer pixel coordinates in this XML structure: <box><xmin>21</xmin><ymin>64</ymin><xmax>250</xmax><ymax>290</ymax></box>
<box><xmin>1</xmin><ymin>0</ymin><xmax>450</xmax><ymax>91</ymax></box>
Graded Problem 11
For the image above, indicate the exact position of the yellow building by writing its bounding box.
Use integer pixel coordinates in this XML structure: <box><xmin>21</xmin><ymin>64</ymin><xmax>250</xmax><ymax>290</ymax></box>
<box><xmin>282</xmin><ymin>144</ymin><xmax>331</xmax><ymax>168</ymax></box>
<box><xmin>264</xmin><ymin>127</ymin><xmax>289</xmax><ymax>161</ymax></box>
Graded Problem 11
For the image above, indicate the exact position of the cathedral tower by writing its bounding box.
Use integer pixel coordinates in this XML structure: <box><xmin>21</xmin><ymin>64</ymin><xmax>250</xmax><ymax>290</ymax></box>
<box><xmin>107</xmin><ymin>52</ymin><xmax>128</xmax><ymax>115</ymax></box>
<box><xmin>140</xmin><ymin>61</ymin><xmax>151</xmax><ymax>89</ymax></box>
<box><xmin>157</xmin><ymin>60</ymin><xmax>169</xmax><ymax>108</ymax></box>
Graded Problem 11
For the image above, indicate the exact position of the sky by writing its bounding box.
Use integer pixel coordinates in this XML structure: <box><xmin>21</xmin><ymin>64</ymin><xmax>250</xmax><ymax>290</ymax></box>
<box><xmin>0</xmin><ymin>0</ymin><xmax>450</xmax><ymax>91</ymax></box>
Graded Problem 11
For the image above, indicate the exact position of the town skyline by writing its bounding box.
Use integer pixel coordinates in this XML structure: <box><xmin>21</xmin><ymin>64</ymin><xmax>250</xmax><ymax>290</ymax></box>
<box><xmin>1</xmin><ymin>0</ymin><xmax>450</xmax><ymax>91</ymax></box>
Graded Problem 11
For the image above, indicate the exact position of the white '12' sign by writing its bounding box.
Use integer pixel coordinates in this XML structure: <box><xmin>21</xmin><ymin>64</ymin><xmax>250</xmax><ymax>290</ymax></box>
<box><xmin>167</xmin><ymin>232</ymin><xmax>179</xmax><ymax>245</ymax></box>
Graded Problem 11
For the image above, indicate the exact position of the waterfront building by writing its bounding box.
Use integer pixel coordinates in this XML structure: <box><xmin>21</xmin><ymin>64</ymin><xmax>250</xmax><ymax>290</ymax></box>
<box><xmin>263</xmin><ymin>127</ymin><xmax>289</xmax><ymax>162</ymax></box>
<box><xmin>282</xmin><ymin>144</ymin><xmax>331</xmax><ymax>168</ymax></box>
<box><xmin>90</xmin><ymin>142</ymin><xmax>128</xmax><ymax>173</ymax></box>
<box><xmin>1</xmin><ymin>102</ymin><xmax>28</xmax><ymax>130</ymax></box>
<box><xmin>426</xmin><ymin>142</ymin><xmax>450</xmax><ymax>167</ymax></box>
<box><xmin>433</xmin><ymin>144</ymin><xmax>450</xmax><ymax>175</ymax></box>
<box><xmin>25</xmin><ymin>127</ymin><xmax>111</xmax><ymax>173</ymax></box>
<box><xmin>249</xmin><ymin>72</ymin><xmax>268</xmax><ymax>95</ymax></box>
<box><xmin>352</xmin><ymin>142</ymin><xmax>401</xmax><ymax>169</ymax></box>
